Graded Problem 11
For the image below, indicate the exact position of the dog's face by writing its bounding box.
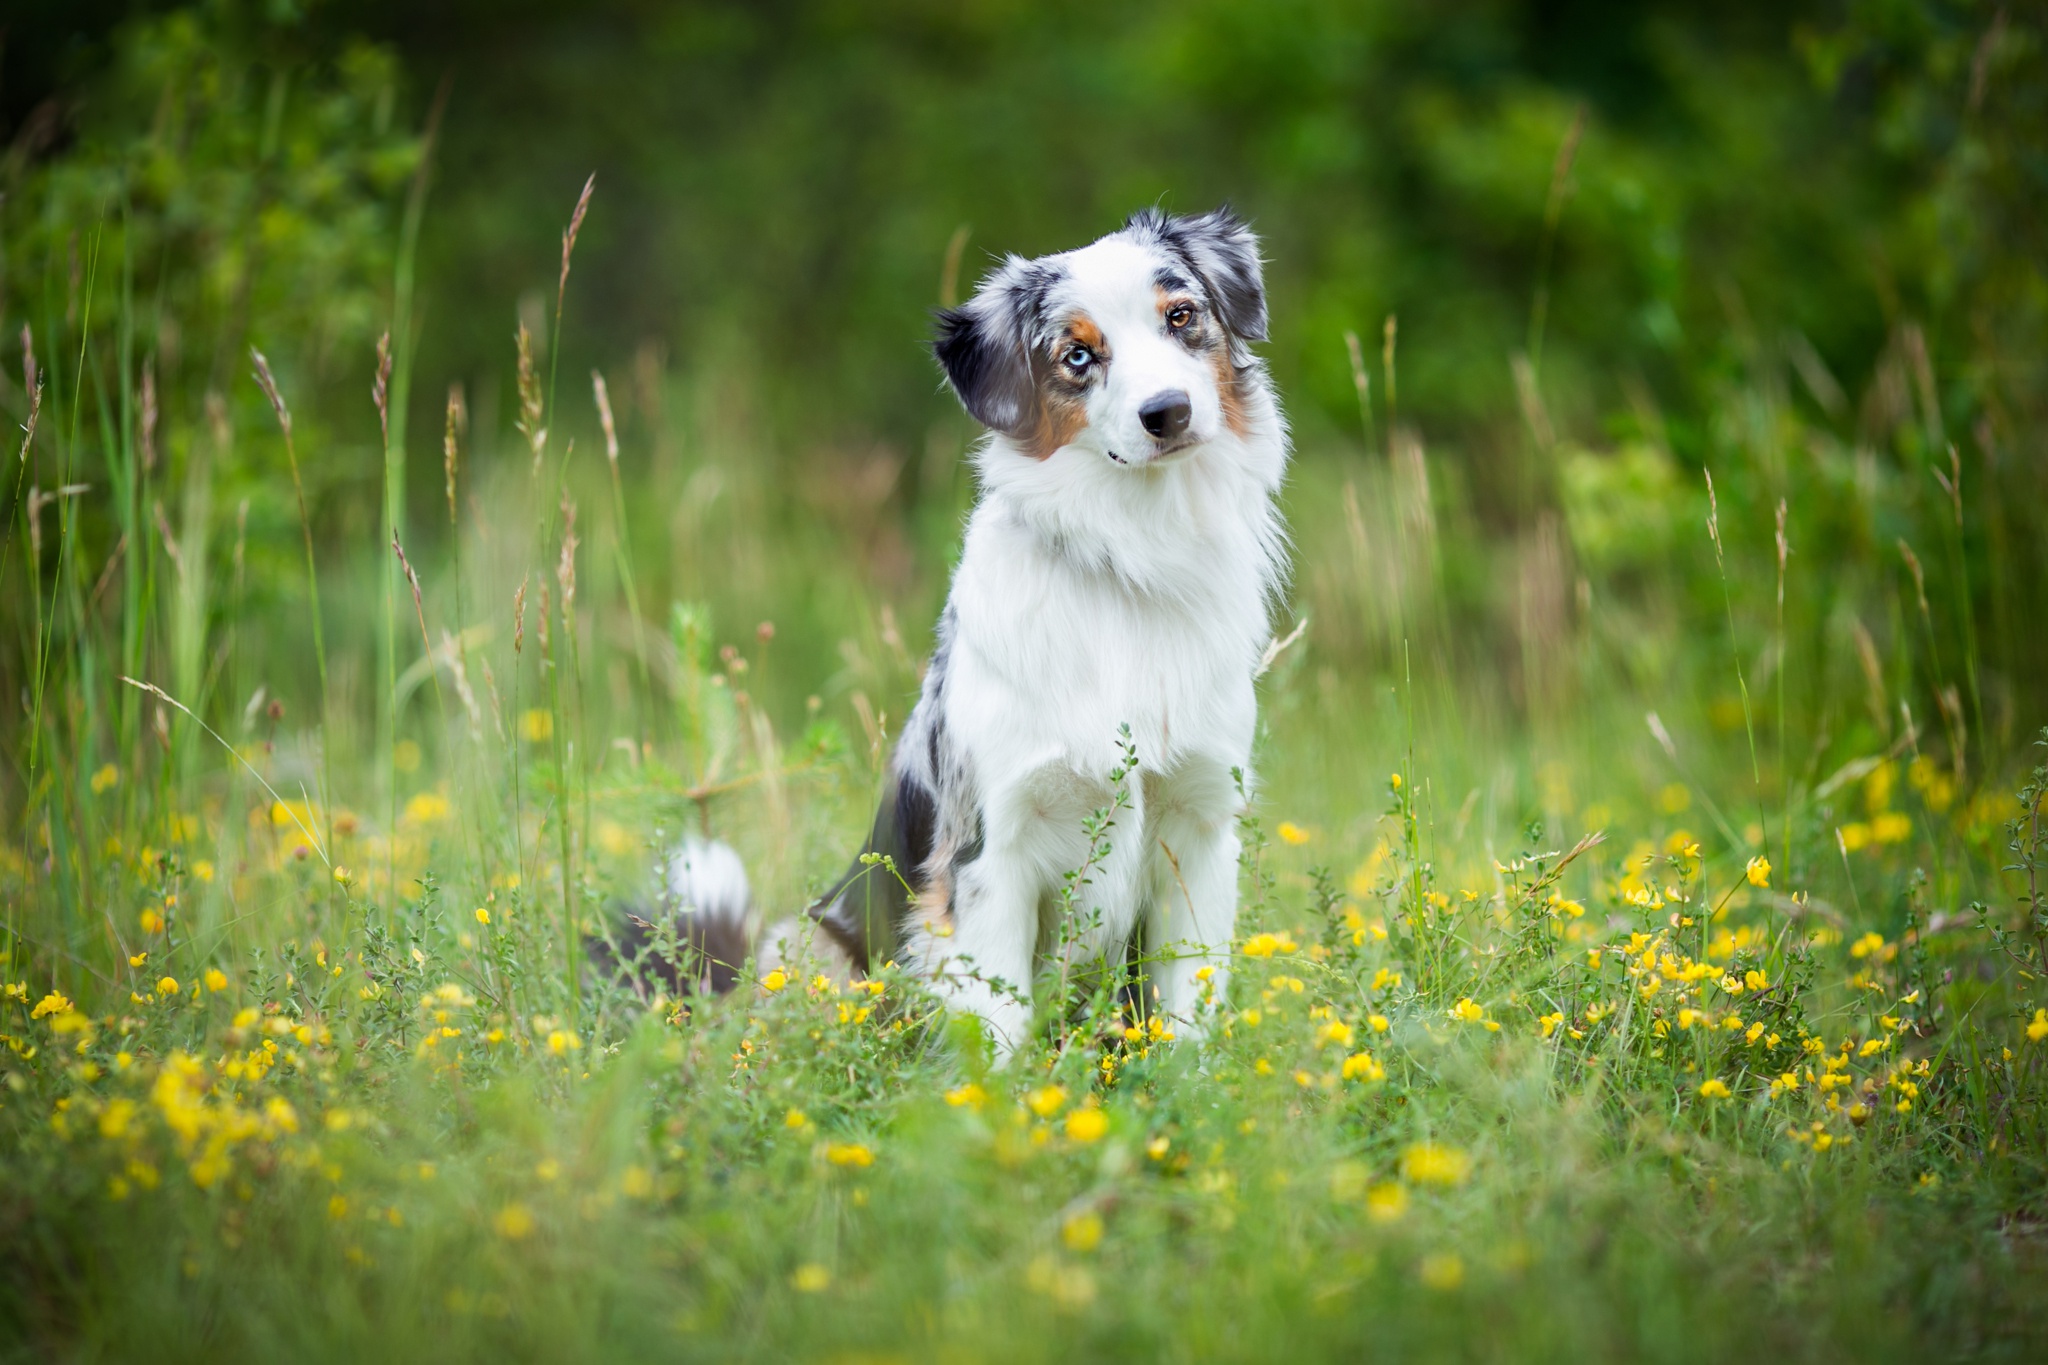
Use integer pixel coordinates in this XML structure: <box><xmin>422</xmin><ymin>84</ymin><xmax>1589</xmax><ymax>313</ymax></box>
<box><xmin>934</xmin><ymin>208</ymin><xmax>1268</xmax><ymax>468</ymax></box>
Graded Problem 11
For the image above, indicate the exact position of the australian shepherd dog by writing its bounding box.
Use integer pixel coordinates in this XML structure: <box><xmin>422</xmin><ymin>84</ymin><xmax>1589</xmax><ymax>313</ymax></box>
<box><xmin>618</xmin><ymin>207</ymin><xmax>1289</xmax><ymax>1060</ymax></box>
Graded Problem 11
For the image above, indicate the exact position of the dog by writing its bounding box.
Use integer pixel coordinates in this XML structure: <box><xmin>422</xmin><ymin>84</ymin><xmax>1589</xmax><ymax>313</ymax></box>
<box><xmin>620</xmin><ymin>207</ymin><xmax>1289</xmax><ymax>1058</ymax></box>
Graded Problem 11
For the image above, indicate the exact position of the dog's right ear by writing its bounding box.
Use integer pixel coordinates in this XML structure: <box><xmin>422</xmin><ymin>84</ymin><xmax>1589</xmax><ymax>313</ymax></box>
<box><xmin>933</xmin><ymin>260</ymin><xmax>1039</xmax><ymax>436</ymax></box>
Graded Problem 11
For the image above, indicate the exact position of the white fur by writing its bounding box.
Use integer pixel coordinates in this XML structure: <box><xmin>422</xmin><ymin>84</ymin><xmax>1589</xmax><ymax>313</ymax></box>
<box><xmin>664</xmin><ymin>835</ymin><xmax>754</xmax><ymax>929</ymax></box>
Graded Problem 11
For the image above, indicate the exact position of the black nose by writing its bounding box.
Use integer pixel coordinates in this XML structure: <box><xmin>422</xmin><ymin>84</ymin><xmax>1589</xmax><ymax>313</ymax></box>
<box><xmin>1138</xmin><ymin>389</ymin><xmax>1192</xmax><ymax>441</ymax></box>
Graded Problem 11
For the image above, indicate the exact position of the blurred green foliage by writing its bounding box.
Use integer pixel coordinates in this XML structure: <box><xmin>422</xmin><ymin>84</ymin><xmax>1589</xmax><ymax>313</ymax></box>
<box><xmin>0</xmin><ymin>0</ymin><xmax>2042</xmax><ymax>817</ymax></box>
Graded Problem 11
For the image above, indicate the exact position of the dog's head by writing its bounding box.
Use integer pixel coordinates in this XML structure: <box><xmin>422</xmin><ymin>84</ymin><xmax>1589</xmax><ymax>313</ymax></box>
<box><xmin>934</xmin><ymin>207</ymin><xmax>1268</xmax><ymax>468</ymax></box>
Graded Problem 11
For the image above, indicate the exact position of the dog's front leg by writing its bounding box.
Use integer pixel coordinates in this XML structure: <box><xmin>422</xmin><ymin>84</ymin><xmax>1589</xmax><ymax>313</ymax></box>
<box><xmin>1147</xmin><ymin>814</ymin><xmax>1240</xmax><ymax>1041</ymax></box>
<box><xmin>925</xmin><ymin>849</ymin><xmax>1038</xmax><ymax>1063</ymax></box>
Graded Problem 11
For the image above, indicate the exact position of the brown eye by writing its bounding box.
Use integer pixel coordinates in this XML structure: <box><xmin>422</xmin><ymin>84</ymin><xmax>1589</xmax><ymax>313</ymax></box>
<box><xmin>1166</xmin><ymin>303</ymin><xmax>1194</xmax><ymax>330</ymax></box>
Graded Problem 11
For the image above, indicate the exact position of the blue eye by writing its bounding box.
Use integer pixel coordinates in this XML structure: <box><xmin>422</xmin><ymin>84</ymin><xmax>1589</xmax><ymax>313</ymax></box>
<box><xmin>1063</xmin><ymin>345</ymin><xmax>1093</xmax><ymax>372</ymax></box>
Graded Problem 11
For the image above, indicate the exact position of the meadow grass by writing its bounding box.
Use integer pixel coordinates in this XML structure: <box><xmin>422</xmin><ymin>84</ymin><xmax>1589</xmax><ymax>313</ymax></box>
<box><xmin>6</xmin><ymin>183</ymin><xmax>2048</xmax><ymax>1364</ymax></box>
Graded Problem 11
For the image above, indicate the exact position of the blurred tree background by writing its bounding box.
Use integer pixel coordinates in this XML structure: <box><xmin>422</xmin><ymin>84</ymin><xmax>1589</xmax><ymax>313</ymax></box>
<box><xmin>2</xmin><ymin>0</ymin><xmax>2042</xmax><ymax>824</ymax></box>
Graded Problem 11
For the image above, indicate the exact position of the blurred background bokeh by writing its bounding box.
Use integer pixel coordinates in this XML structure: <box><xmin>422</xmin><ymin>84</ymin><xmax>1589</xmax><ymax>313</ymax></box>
<box><xmin>3</xmin><ymin>0</ymin><xmax>2042</xmax><ymax>893</ymax></box>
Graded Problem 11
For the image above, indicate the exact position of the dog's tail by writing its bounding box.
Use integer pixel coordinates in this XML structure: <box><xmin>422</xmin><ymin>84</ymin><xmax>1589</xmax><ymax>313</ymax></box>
<box><xmin>594</xmin><ymin>835</ymin><xmax>758</xmax><ymax>1000</ymax></box>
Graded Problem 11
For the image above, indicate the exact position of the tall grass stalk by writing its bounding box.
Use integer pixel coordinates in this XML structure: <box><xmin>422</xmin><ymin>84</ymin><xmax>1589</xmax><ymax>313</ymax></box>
<box><xmin>250</xmin><ymin>350</ymin><xmax>334</xmax><ymax>858</ymax></box>
<box><xmin>1525</xmin><ymin>103</ymin><xmax>1586</xmax><ymax>382</ymax></box>
<box><xmin>1704</xmin><ymin>470</ymin><xmax>1768</xmax><ymax>857</ymax></box>
<box><xmin>1775</xmin><ymin>499</ymin><xmax>1790</xmax><ymax>880</ymax></box>
<box><xmin>593</xmin><ymin>369</ymin><xmax>654</xmax><ymax>739</ymax></box>
<box><xmin>380</xmin><ymin>89</ymin><xmax>446</xmax><ymax>907</ymax></box>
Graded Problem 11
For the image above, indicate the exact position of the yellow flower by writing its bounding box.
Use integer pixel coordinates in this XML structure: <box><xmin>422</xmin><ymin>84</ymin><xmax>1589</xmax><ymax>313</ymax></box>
<box><xmin>791</xmin><ymin>1263</ymin><xmax>831</xmax><ymax>1292</ymax></box>
<box><xmin>760</xmin><ymin>968</ymin><xmax>788</xmax><ymax>993</ymax></box>
<box><xmin>1062</xmin><ymin>1211</ymin><xmax>1105</xmax><ymax>1252</ymax></box>
<box><xmin>90</xmin><ymin>764</ymin><xmax>120</xmax><ymax>794</ymax></box>
<box><xmin>31</xmin><ymin>991</ymin><xmax>75</xmax><ymax>1020</ymax></box>
<box><xmin>1390</xmin><ymin>772</ymin><xmax>1403</xmax><ymax>791</ymax></box>
<box><xmin>474</xmin><ymin>907</ymin><xmax>491</xmax><ymax>926</ymax></box>
<box><xmin>1418</xmin><ymin>1252</ymin><xmax>1465</xmax><ymax>1291</ymax></box>
<box><xmin>1146</xmin><ymin>1136</ymin><xmax>1171</xmax><ymax>1160</ymax></box>
<box><xmin>1240</xmin><ymin>931</ymin><xmax>1298</xmax><ymax>959</ymax></box>
<box><xmin>1400</xmin><ymin>1142</ymin><xmax>1471</xmax><ymax>1186</ymax></box>
<box><xmin>156</xmin><ymin>976</ymin><xmax>180</xmax><ymax>997</ymax></box>
<box><xmin>192</xmin><ymin>860</ymin><xmax>215</xmax><ymax>883</ymax></box>
<box><xmin>402</xmin><ymin>792</ymin><xmax>451</xmax><ymax>826</ymax></box>
<box><xmin>1341</xmin><ymin>1052</ymin><xmax>1385</xmax><ymax>1082</ymax></box>
<box><xmin>1276</xmin><ymin>821</ymin><xmax>1311</xmax><ymax>846</ymax></box>
<box><xmin>1368</xmin><ymin>1013</ymin><xmax>1390</xmax><ymax>1033</ymax></box>
<box><xmin>1745</xmin><ymin>856</ymin><xmax>1770</xmax><ymax>888</ymax></box>
<box><xmin>139</xmin><ymin>909</ymin><xmax>165</xmax><ymax>935</ymax></box>
<box><xmin>1849</xmin><ymin>931</ymin><xmax>1886</xmax><ymax>959</ymax></box>
<box><xmin>1366</xmin><ymin>1181</ymin><xmax>1409</xmax><ymax>1222</ymax></box>
<box><xmin>99</xmin><ymin>1097</ymin><xmax>137</xmax><ymax>1140</ymax></box>
<box><xmin>620</xmin><ymin>1165</ymin><xmax>654</xmax><ymax>1199</ymax></box>
<box><xmin>1449</xmin><ymin>998</ymin><xmax>1498</xmax><ymax>1030</ymax></box>
<box><xmin>1371</xmin><ymin>967</ymin><xmax>1402</xmax><ymax>992</ymax></box>
<box><xmin>203</xmin><ymin>968</ymin><xmax>228</xmax><ymax>993</ymax></box>
<box><xmin>1317</xmin><ymin>1019</ymin><xmax>1354</xmax><ymax>1048</ymax></box>
<box><xmin>824</xmin><ymin>1142</ymin><xmax>874</xmax><ymax>1168</ymax></box>
<box><xmin>784</xmin><ymin>1108</ymin><xmax>811</xmax><ymax>1130</ymax></box>
<box><xmin>945</xmin><ymin>1084</ymin><xmax>987</xmax><ymax>1110</ymax></box>
<box><xmin>2027</xmin><ymin>1009</ymin><xmax>2048</xmax><ymax>1043</ymax></box>
<box><xmin>1538</xmin><ymin>1011</ymin><xmax>1565</xmax><ymax>1039</ymax></box>
<box><xmin>1026</xmin><ymin>1085</ymin><xmax>1068</xmax><ymax>1118</ymax></box>
<box><xmin>1698</xmin><ymin>1077</ymin><xmax>1731</xmax><ymax>1099</ymax></box>
<box><xmin>1064</xmin><ymin>1108</ymin><xmax>1109</xmax><ymax>1143</ymax></box>
<box><xmin>519</xmin><ymin>709</ymin><xmax>554</xmax><ymax>742</ymax></box>
<box><xmin>546</xmin><ymin>1030</ymin><xmax>580</xmax><ymax>1055</ymax></box>
<box><xmin>493</xmin><ymin>1203</ymin><xmax>535</xmax><ymax>1240</ymax></box>
<box><xmin>1871</xmin><ymin>811</ymin><xmax>1912</xmax><ymax>844</ymax></box>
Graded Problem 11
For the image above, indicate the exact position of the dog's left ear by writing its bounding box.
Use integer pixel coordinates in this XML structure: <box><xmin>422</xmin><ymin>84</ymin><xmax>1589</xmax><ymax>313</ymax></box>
<box><xmin>1156</xmin><ymin>207</ymin><xmax>1267</xmax><ymax>354</ymax></box>
<box><xmin>933</xmin><ymin>259</ymin><xmax>1039</xmax><ymax>437</ymax></box>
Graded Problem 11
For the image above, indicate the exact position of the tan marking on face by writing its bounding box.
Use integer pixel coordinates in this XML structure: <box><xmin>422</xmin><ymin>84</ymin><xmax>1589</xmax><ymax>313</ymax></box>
<box><xmin>1020</xmin><ymin>383</ymin><xmax>1088</xmax><ymax>460</ymax></box>
<box><xmin>1212</xmin><ymin>344</ymin><xmax>1251</xmax><ymax>438</ymax></box>
<box><xmin>1018</xmin><ymin>312</ymin><xmax>1101</xmax><ymax>460</ymax></box>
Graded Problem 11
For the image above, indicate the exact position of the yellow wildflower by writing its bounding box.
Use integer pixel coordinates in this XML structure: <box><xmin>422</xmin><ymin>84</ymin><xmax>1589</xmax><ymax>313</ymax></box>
<box><xmin>1698</xmin><ymin>1078</ymin><xmax>1732</xmax><ymax>1099</ymax></box>
<box><xmin>1240</xmin><ymin>931</ymin><xmax>1298</xmax><ymax>959</ymax></box>
<box><xmin>204</xmin><ymin>968</ymin><xmax>228</xmax><ymax>993</ymax></box>
<box><xmin>1418</xmin><ymin>1252</ymin><xmax>1465</xmax><ymax>1291</ymax></box>
<box><xmin>1062</xmin><ymin>1211</ymin><xmax>1105</xmax><ymax>1253</ymax></box>
<box><xmin>2029</xmin><ymin>1009</ymin><xmax>2048</xmax><ymax>1042</ymax></box>
<box><xmin>1065</xmin><ymin>1108</ymin><xmax>1109</xmax><ymax>1143</ymax></box>
<box><xmin>31</xmin><ymin>991</ymin><xmax>75</xmax><ymax>1020</ymax></box>
<box><xmin>90</xmin><ymin>764</ymin><xmax>120</xmax><ymax>794</ymax></box>
<box><xmin>761</xmin><ymin>969</ymin><xmax>788</xmax><ymax>993</ymax></box>
<box><xmin>944</xmin><ymin>1084</ymin><xmax>987</xmax><ymax>1110</ymax></box>
<box><xmin>824</xmin><ymin>1142</ymin><xmax>874</xmax><ymax>1168</ymax></box>
<box><xmin>493</xmin><ymin>1203</ymin><xmax>535</xmax><ymax>1240</ymax></box>
<box><xmin>1366</xmin><ymin>1181</ymin><xmax>1409</xmax><ymax>1222</ymax></box>
<box><xmin>1276</xmin><ymin>821</ymin><xmax>1311</xmax><ymax>846</ymax></box>
<box><xmin>791</xmin><ymin>1264</ymin><xmax>831</xmax><ymax>1292</ymax></box>
<box><xmin>1745</xmin><ymin>856</ymin><xmax>1770</xmax><ymax>888</ymax></box>
<box><xmin>1400</xmin><ymin>1142</ymin><xmax>1471</xmax><ymax>1186</ymax></box>
<box><xmin>156</xmin><ymin>976</ymin><xmax>179</xmax><ymax>997</ymax></box>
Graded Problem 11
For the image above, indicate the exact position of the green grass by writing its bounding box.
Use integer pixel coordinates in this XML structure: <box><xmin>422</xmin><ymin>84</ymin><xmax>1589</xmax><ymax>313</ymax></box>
<box><xmin>6</xmin><ymin>65</ymin><xmax>2048</xmax><ymax>1364</ymax></box>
